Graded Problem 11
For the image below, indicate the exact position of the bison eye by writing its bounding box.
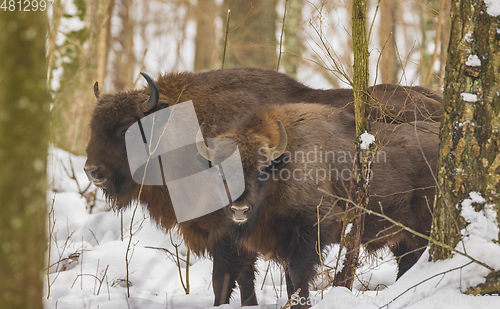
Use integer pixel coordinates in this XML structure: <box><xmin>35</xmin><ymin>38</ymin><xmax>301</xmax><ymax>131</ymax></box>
<box><xmin>257</xmin><ymin>170</ymin><xmax>268</xmax><ymax>181</ymax></box>
<box><xmin>115</xmin><ymin>120</ymin><xmax>137</xmax><ymax>140</ymax></box>
<box><xmin>118</xmin><ymin>127</ymin><xmax>132</xmax><ymax>139</ymax></box>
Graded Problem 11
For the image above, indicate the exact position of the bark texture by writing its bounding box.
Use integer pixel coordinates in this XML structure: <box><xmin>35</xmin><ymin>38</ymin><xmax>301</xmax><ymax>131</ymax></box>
<box><xmin>430</xmin><ymin>0</ymin><xmax>500</xmax><ymax>260</ymax></box>
<box><xmin>0</xmin><ymin>10</ymin><xmax>49</xmax><ymax>309</ymax></box>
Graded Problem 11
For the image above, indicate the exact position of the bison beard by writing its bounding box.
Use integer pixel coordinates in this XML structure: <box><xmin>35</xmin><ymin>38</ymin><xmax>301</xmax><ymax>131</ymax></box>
<box><xmin>84</xmin><ymin>67</ymin><xmax>441</xmax><ymax>307</ymax></box>
<box><xmin>203</xmin><ymin>103</ymin><xmax>438</xmax><ymax>309</ymax></box>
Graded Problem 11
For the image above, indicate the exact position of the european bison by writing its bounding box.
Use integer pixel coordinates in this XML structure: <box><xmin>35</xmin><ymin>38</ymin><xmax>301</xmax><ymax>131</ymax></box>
<box><xmin>84</xmin><ymin>67</ymin><xmax>441</xmax><ymax>306</ymax></box>
<box><xmin>197</xmin><ymin>103</ymin><xmax>438</xmax><ymax>308</ymax></box>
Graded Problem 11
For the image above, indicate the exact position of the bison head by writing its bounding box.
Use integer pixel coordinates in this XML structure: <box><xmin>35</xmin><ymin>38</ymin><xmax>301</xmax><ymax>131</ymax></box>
<box><xmin>197</xmin><ymin>117</ymin><xmax>288</xmax><ymax>229</ymax></box>
<box><xmin>84</xmin><ymin>73</ymin><xmax>163</xmax><ymax>207</ymax></box>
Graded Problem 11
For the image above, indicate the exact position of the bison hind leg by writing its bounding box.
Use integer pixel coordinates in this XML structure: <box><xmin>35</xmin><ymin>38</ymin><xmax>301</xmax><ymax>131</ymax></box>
<box><xmin>390</xmin><ymin>234</ymin><xmax>428</xmax><ymax>279</ymax></box>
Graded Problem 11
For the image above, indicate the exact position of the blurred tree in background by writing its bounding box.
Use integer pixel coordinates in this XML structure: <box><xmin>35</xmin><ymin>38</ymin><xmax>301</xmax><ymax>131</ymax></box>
<box><xmin>0</xmin><ymin>9</ymin><xmax>49</xmax><ymax>309</ymax></box>
<box><xmin>47</xmin><ymin>0</ymin><xmax>449</xmax><ymax>155</ymax></box>
<box><xmin>282</xmin><ymin>0</ymin><xmax>304</xmax><ymax>76</ymax></box>
<box><xmin>113</xmin><ymin>0</ymin><xmax>135</xmax><ymax>91</ymax></box>
<box><xmin>378</xmin><ymin>0</ymin><xmax>399</xmax><ymax>84</ymax></box>
<box><xmin>49</xmin><ymin>0</ymin><xmax>114</xmax><ymax>155</ymax></box>
<box><xmin>194</xmin><ymin>0</ymin><xmax>217</xmax><ymax>71</ymax></box>
<box><xmin>222</xmin><ymin>0</ymin><xmax>278</xmax><ymax>69</ymax></box>
<box><xmin>417</xmin><ymin>0</ymin><xmax>450</xmax><ymax>89</ymax></box>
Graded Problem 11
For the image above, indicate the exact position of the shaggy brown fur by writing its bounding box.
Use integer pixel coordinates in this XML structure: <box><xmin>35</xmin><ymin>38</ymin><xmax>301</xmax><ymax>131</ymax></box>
<box><xmin>212</xmin><ymin>103</ymin><xmax>438</xmax><ymax>308</ymax></box>
<box><xmin>84</xmin><ymin>67</ymin><xmax>441</xmax><ymax>307</ymax></box>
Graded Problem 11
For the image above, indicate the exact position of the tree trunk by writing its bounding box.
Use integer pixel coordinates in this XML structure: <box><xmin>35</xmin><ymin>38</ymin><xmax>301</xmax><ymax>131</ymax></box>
<box><xmin>96</xmin><ymin>0</ymin><xmax>114</xmax><ymax>88</ymax></box>
<box><xmin>0</xmin><ymin>10</ymin><xmax>49</xmax><ymax>309</ymax></box>
<box><xmin>50</xmin><ymin>0</ymin><xmax>114</xmax><ymax>155</ymax></box>
<box><xmin>194</xmin><ymin>0</ymin><xmax>217</xmax><ymax>71</ymax></box>
<box><xmin>429</xmin><ymin>0</ymin><xmax>500</xmax><ymax>285</ymax></box>
<box><xmin>282</xmin><ymin>0</ymin><xmax>304</xmax><ymax>76</ymax></box>
<box><xmin>437</xmin><ymin>0</ymin><xmax>451</xmax><ymax>89</ymax></box>
<box><xmin>379</xmin><ymin>0</ymin><xmax>399</xmax><ymax>84</ymax></box>
<box><xmin>113</xmin><ymin>0</ymin><xmax>135</xmax><ymax>91</ymax></box>
<box><xmin>333</xmin><ymin>0</ymin><xmax>372</xmax><ymax>290</ymax></box>
<box><xmin>222</xmin><ymin>0</ymin><xmax>278</xmax><ymax>69</ymax></box>
<box><xmin>418</xmin><ymin>0</ymin><xmax>442</xmax><ymax>88</ymax></box>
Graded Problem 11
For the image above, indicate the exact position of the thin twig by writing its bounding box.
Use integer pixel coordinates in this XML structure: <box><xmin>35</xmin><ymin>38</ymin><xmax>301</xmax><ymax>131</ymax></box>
<box><xmin>315</xmin><ymin>196</ymin><xmax>325</xmax><ymax>299</ymax></box>
<box><xmin>170</xmin><ymin>232</ymin><xmax>189</xmax><ymax>294</ymax></box>
<box><xmin>321</xmin><ymin>190</ymin><xmax>495</xmax><ymax>272</ymax></box>
<box><xmin>379</xmin><ymin>261</ymin><xmax>474</xmax><ymax>309</ymax></box>
<box><xmin>221</xmin><ymin>9</ymin><xmax>231</xmax><ymax>68</ymax></box>
<box><xmin>277</xmin><ymin>0</ymin><xmax>289</xmax><ymax>71</ymax></box>
<box><xmin>261</xmin><ymin>261</ymin><xmax>271</xmax><ymax>290</ymax></box>
<box><xmin>145</xmin><ymin>246</ymin><xmax>188</xmax><ymax>263</ymax></box>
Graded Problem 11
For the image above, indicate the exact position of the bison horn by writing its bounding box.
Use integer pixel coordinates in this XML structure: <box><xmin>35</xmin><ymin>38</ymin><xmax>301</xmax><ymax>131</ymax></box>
<box><xmin>269</xmin><ymin>120</ymin><xmax>287</xmax><ymax>161</ymax></box>
<box><xmin>196</xmin><ymin>123</ymin><xmax>211</xmax><ymax>161</ymax></box>
<box><xmin>139</xmin><ymin>72</ymin><xmax>160</xmax><ymax>113</ymax></box>
<box><xmin>93</xmin><ymin>81</ymin><xmax>100</xmax><ymax>99</ymax></box>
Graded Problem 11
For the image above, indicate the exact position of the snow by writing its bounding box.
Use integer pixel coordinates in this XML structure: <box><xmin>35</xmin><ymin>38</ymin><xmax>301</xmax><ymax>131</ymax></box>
<box><xmin>461</xmin><ymin>93</ymin><xmax>479</xmax><ymax>103</ymax></box>
<box><xmin>484</xmin><ymin>0</ymin><xmax>500</xmax><ymax>16</ymax></box>
<box><xmin>45</xmin><ymin>148</ymin><xmax>500</xmax><ymax>309</ymax></box>
<box><xmin>46</xmin><ymin>148</ymin><xmax>403</xmax><ymax>309</ymax></box>
<box><xmin>460</xmin><ymin>192</ymin><xmax>499</xmax><ymax>242</ymax></box>
<box><xmin>466</xmin><ymin>55</ymin><xmax>481</xmax><ymax>67</ymax></box>
<box><xmin>359</xmin><ymin>131</ymin><xmax>375</xmax><ymax>150</ymax></box>
<box><xmin>464</xmin><ymin>32</ymin><xmax>474</xmax><ymax>42</ymax></box>
<box><xmin>459</xmin><ymin>120</ymin><xmax>476</xmax><ymax>128</ymax></box>
<box><xmin>345</xmin><ymin>223</ymin><xmax>353</xmax><ymax>235</ymax></box>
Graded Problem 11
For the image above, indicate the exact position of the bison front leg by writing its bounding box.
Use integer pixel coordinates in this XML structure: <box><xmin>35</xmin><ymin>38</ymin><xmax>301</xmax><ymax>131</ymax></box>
<box><xmin>212</xmin><ymin>236</ymin><xmax>257</xmax><ymax>306</ymax></box>
<box><xmin>236</xmin><ymin>250</ymin><xmax>258</xmax><ymax>306</ymax></box>
<box><xmin>286</xmin><ymin>258</ymin><xmax>317</xmax><ymax>309</ymax></box>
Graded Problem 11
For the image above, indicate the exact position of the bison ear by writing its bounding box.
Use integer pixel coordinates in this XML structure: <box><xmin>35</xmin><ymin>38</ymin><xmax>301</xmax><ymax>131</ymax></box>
<box><xmin>266</xmin><ymin>152</ymin><xmax>289</xmax><ymax>172</ymax></box>
<box><xmin>93</xmin><ymin>81</ymin><xmax>100</xmax><ymax>99</ymax></box>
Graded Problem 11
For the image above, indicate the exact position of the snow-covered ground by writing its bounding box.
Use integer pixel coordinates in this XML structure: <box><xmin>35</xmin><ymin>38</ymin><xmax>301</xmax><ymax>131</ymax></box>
<box><xmin>44</xmin><ymin>148</ymin><xmax>500</xmax><ymax>309</ymax></box>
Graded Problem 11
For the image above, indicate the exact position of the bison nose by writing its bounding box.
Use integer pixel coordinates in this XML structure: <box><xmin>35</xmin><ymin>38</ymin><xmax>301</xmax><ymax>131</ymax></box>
<box><xmin>84</xmin><ymin>165</ymin><xmax>101</xmax><ymax>182</ymax></box>
<box><xmin>230</xmin><ymin>205</ymin><xmax>251</xmax><ymax>223</ymax></box>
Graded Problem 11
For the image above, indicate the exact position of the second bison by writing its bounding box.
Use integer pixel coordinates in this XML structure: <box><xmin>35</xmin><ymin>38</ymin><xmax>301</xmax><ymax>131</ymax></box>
<box><xmin>197</xmin><ymin>103</ymin><xmax>438</xmax><ymax>308</ymax></box>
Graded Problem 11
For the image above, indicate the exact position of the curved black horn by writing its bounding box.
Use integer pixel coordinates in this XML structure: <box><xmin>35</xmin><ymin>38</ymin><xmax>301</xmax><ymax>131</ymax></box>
<box><xmin>93</xmin><ymin>81</ymin><xmax>100</xmax><ymax>99</ymax></box>
<box><xmin>196</xmin><ymin>123</ymin><xmax>211</xmax><ymax>161</ymax></box>
<box><xmin>139</xmin><ymin>72</ymin><xmax>160</xmax><ymax>113</ymax></box>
